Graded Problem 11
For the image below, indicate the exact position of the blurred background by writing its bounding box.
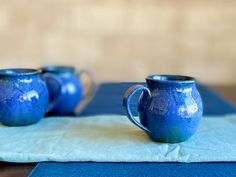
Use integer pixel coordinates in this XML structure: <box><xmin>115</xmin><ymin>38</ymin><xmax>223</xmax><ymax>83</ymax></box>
<box><xmin>0</xmin><ymin>0</ymin><xmax>235</xmax><ymax>84</ymax></box>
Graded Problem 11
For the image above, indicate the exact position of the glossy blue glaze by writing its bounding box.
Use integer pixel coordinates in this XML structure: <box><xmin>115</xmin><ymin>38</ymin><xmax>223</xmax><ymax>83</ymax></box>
<box><xmin>0</xmin><ymin>69</ymin><xmax>55</xmax><ymax>126</ymax></box>
<box><xmin>41</xmin><ymin>66</ymin><xmax>84</xmax><ymax>115</ymax></box>
<box><xmin>123</xmin><ymin>75</ymin><xmax>203</xmax><ymax>143</ymax></box>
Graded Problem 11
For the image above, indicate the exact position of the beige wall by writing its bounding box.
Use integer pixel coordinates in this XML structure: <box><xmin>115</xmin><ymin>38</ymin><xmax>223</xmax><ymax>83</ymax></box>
<box><xmin>0</xmin><ymin>0</ymin><xmax>236</xmax><ymax>84</ymax></box>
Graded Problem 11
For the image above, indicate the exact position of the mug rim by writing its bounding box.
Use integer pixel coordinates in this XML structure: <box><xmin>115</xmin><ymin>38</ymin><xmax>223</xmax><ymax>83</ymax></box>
<box><xmin>0</xmin><ymin>68</ymin><xmax>41</xmax><ymax>77</ymax></box>
<box><xmin>40</xmin><ymin>65</ymin><xmax>76</xmax><ymax>74</ymax></box>
<box><xmin>146</xmin><ymin>74</ymin><xmax>196</xmax><ymax>84</ymax></box>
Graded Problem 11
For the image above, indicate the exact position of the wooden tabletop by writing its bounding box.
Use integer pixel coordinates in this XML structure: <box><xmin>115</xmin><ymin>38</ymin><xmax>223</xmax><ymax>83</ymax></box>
<box><xmin>0</xmin><ymin>85</ymin><xmax>236</xmax><ymax>177</ymax></box>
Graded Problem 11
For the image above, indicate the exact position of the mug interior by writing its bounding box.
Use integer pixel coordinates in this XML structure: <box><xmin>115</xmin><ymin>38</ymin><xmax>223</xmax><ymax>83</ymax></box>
<box><xmin>0</xmin><ymin>68</ymin><xmax>40</xmax><ymax>76</ymax></box>
<box><xmin>41</xmin><ymin>66</ymin><xmax>75</xmax><ymax>74</ymax></box>
<box><xmin>146</xmin><ymin>75</ymin><xmax>195</xmax><ymax>83</ymax></box>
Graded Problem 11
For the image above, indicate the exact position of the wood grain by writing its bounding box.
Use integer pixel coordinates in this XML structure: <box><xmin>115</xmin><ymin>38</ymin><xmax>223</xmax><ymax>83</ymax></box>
<box><xmin>0</xmin><ymin>163</ymin><xmax>35</xmax><ymax>177</ymax></box>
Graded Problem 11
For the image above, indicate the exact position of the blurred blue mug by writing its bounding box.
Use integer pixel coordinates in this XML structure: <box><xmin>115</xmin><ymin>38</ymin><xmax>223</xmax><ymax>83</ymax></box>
<box><xmin>0</xmin><ymin>68</ymin><xmax>62</xmax><ymax>126</ymax></box>
<box><xmin>40</xmin><ymin>66</ymin><xmax>95</xmax><ymax>115</ymax></box>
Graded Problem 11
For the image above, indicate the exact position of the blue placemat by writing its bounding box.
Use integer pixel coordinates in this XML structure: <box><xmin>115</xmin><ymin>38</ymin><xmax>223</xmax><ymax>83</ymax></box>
<box><xmin>29</xmin><ymin>82</ymin><xmax>236</xmax><ymax>177</ymax></box>
<box><xmin>31</xmin><ymin>162</ymin><xmax>236</xmax><ymax>177</ymax></box>
<box><xmin>79</xmin><ymin>82</ymin><xmax>236</xmax><ymax>116</ymax></box>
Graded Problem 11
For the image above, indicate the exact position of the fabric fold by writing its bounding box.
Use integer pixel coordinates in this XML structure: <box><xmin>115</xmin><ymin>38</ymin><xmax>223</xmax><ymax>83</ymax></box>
<box><xmin>0</xmin><ymin>114</ymin><xmax>236</xmax><ymax>163</ymax></box>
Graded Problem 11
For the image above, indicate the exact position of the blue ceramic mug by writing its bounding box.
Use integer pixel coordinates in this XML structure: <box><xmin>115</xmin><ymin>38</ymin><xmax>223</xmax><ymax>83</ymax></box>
<box><xmin>123</xmin><ymin>75</ymin><xmax>203</xmax><ymax>143</ymax></box>
<box><xmin>40</xmin><ymin>66</ymin><xmax>95</xmax><ymax>115</ymax></box>
<box><xmin>0</xmin><ymin>68</ymin><xmax>62</xmax><ymax>126</ymax></box>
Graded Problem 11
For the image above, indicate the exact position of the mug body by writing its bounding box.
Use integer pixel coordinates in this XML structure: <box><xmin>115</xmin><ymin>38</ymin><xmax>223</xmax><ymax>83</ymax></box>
<box><xmin>139</xmin><ymin>75</ymin><xmax>203</xmax><ymax>143</ymax></box>
<box><xmin>0</xmin><ymin>69</ymin><xmax>49</xmax><ymax>126</ymax></box>
<box><xmin>41</xmin><ymin>66</ymin><xmax>83</xmax><ymax>115</ymax></box>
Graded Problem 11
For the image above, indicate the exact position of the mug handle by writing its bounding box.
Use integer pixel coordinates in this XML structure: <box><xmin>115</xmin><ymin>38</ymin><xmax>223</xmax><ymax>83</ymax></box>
<box><xmin>42</xmin><ymin>73</ymin><xmax>63</xmax><ymax>113</ymax></box>
<box><xmin>123</xmin><ymin>85</ymin><xmax>151</xmax><ymax>134</ymax></box>
<box><xmin>78</xmin><ymin>70</ymin><xmax>95</xmax><ymax>99</ymax></box>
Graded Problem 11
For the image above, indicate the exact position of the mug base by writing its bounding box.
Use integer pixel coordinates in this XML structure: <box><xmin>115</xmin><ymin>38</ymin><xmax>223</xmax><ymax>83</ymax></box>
<box><xmin>149</xmin><ymin>135</ymin><xmax>192</xmax><ymax>144</ymax></box>
<box><xmin>1</xmin><ymin>119</ymin><xmax>41</xmax><ymax>127</ymax></box>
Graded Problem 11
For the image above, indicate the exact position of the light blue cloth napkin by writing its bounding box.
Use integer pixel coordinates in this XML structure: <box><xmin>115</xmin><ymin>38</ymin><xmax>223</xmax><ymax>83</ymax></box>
<box><xmin>0</xmin><ymin>115</ymin><xmax>236</xmax><ymax>163</ymax></box>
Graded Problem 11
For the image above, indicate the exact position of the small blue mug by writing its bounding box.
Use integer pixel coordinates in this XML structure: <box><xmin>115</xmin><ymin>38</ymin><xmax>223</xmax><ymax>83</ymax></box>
<box><xmin>123</xmin><ymin>75</ymin><xmax>203</xmax><ymax>143</ymax></box>
<box><xmin>40</xmin><ymin>66</ymin><xmax>95</xmax><ymax>115</ymax></box>
<box><xmin>0</xmin><ymin>68</ymin><xmax>62</xmax><ymax>126</ymax></box>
